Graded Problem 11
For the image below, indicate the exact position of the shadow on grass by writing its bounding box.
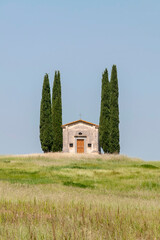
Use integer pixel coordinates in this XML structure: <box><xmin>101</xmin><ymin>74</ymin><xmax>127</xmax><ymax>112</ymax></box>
<box><xmin>63</xmin><ymin>181</ymin><xmax>95</xmax><ymax>189</ymax></box>
<box><xmin>140</xmin><ymin>164</ymin><xmax>159</xmax><ymax>169</ymax></box>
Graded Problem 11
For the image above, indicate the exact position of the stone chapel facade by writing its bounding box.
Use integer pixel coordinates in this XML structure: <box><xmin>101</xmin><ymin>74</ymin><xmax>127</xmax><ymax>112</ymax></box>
<box><xmin>62</xmin><ymin>120</ymin><xmax>100</xmax><ymax>154</ymax></box>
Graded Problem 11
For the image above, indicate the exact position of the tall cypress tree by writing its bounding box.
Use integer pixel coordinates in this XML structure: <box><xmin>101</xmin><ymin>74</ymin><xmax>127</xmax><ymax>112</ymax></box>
<box><xmin>40</xmin><ymin>74</ymin><xmax>53</xmax><ymax>152</ymax></box>
<box><xmin>110</xmin><ymin>65</ymin><xmax>120</xmax><ymax>153</ymax></box>
<box><xmin>99</xmin><ymin>69</ymin><xmax>110</xmax><ymax>153</ymax></box>
<box><xmin>52</xmin><ymin>71</ymin><xmax>62</xmax><ymax>152</ymax></box>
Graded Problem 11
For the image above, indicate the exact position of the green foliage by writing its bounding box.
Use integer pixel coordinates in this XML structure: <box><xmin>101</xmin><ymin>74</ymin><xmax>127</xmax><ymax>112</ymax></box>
<box><xmin>40</xmin><ymin>74</ymin><xmax>53</xmax><ymax>152</ymax></box>
<box><xmin>52</xmin><ymin>71</ymin><xmax>62</xmax><ymax>152</ymax></box>
<box><xmin>110</xmin><ymin>65</ymin><xmax>120</xmax><ymax>153</ymax></box>
<box><xmin>99</xmin><ymin>69</ymin><xmax>110</xmax><ymax>153</ymax></box>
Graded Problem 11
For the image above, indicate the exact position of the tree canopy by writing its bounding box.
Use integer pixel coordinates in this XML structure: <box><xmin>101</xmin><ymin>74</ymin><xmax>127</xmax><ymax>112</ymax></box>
<box><xmin>40</xmin><ymin>74</ymin><xmax>53</xmax><ymax>152</ymax></box>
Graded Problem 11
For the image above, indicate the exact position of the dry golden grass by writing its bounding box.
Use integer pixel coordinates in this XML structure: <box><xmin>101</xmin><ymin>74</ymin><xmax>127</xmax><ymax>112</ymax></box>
<box><xmin>0</xmin><ymin>154</ymin><xmax>159</xmax><ymax>239</ymax></box>
<box><xmin>0</xmin><ymin>152</ymin><xmax>142</xmax><ymax>161</ymax></box>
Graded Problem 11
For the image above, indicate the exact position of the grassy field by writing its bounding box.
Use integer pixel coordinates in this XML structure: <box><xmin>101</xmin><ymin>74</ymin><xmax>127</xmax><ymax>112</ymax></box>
<box><xmin>0</xmin><ymin>153</ymin><xmax>160</xmax><ymax>239</ymax></box>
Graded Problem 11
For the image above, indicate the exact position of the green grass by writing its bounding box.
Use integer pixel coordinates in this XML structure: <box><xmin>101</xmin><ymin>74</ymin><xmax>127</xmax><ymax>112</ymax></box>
<box><xmin>0</xmin><ymin>153</ymin><xmax>160</xmax><ymax>239</ymax></box>
<box><xmin>0</xmin><ymin>155</ymin><xmax>160</xmax><ymax>192</ymax></box>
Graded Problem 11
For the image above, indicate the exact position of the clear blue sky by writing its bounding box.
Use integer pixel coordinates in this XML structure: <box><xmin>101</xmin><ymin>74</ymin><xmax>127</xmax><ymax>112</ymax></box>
<box><xmin>0</xmin><ymin>0</ymin><xmax>160</xmax><ymax>160</ymax></box>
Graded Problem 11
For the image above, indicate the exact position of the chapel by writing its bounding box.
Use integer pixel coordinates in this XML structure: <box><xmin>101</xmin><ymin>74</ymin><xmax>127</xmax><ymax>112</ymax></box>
<box><xmin>62</xmin><ymin>119</ymin><xmax>100</xmax><ymax>154</ymax></box>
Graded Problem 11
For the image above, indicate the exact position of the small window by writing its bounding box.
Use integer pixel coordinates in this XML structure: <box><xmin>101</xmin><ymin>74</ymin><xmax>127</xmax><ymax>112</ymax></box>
<box><xmin>88</xmin><ymin>144</ymin><xmax>92</xmax><ymax>147</ymax></box>
<box><xmin>79</xmin><ymin>132</ymin><xmax>82</xmax><ymax>135</ymax></box>
<box><xmin>69</xmin><ymin>143</ymin><xmax>73</xmax><ymax>147</ymax></box>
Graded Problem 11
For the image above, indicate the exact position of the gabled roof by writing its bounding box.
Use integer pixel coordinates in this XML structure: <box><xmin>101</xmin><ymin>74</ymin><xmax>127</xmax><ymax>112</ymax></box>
<box><xmin>62</xmin><ymin>119</ymin><xmax>99</xmax><ymax>128</ymax></box>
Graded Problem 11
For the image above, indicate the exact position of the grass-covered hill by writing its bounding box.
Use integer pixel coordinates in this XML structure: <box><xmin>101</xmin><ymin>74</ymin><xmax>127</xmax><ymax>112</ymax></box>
<box><xmin>0</xmin><ymin>153</ymin><xmax>160</xmax><ymax>239</ymax></box>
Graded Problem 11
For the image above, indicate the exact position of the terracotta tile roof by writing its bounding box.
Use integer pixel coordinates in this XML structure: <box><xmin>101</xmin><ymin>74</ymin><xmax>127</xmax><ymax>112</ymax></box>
<box><xmin>62</xmin><ymin>119</ymin><xmax>99</xmax><ymax>128</ymax></box>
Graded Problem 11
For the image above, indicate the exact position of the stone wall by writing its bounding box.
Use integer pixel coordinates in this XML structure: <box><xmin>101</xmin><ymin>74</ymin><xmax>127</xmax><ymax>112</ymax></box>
<box><xmin>62</xmin><ymin>122</ymin><xmax>99</xmax><ymax>153</ymax></box>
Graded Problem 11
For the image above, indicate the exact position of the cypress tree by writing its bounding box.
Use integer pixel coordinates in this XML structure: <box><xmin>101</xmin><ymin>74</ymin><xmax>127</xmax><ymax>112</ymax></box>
<box><xmin>99</xmin><ymin>68</ymin><xmax>110</xmax><ymax>153</ymax></box>
<box><xmin>40</xmin><ymin>74</ymin><xmax>53</xmax><ymax>152</ymax></box>
<box><xmin>110</xmin><ymin>65</ymin><xmax>120</xmax><ymax>153</ymax></box>
<box><xmin>52</xmin><ymin>71</ymin><xmax>62</xmax><ymax>152</ymax></box>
